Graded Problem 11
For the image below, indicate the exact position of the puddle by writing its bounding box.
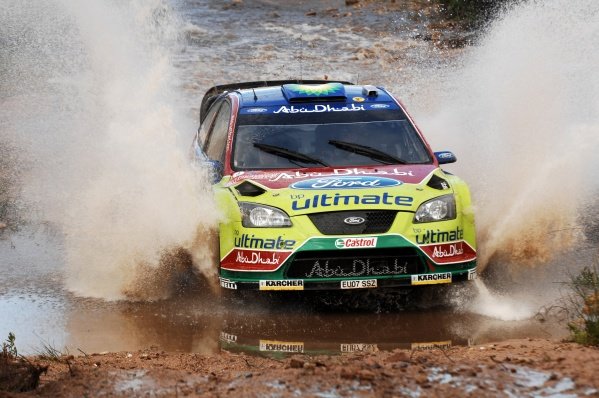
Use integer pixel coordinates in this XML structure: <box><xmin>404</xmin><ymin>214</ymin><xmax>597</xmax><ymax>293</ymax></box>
<box><xmin>0</xmin><ymin>230</ymin><xmax>568</xmax><ymax>357</ymax></box>
<box><xmin>0</xmin><ymin>289</ymin><xmax>565</xmax><ymax>357</ymax></box>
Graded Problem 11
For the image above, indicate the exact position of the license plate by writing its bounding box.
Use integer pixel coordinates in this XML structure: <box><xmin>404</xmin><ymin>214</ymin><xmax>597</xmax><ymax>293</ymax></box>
<box><xmin>340</xmin><ymin>343</ymin><xmax>379</xmax><ymax>353</ymax></box>
<box><xmin>340</xmin><ymin>279</ymin><xmax>377</xmax><ymax>289</ymax></box>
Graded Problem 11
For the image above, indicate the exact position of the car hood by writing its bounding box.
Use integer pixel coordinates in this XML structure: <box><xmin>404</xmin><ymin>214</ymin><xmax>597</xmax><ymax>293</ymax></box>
<box><xmin>223</xmin><ymin>164</ymin><xmax>446</xmax><ymax>215</ymax></box>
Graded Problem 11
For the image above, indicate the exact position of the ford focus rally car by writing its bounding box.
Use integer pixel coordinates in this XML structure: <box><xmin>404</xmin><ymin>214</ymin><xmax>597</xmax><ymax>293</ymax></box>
<box><xmin>192</xmin><ymin>80</ymin><xmax>476</xmax><ymax>292</ymax></box>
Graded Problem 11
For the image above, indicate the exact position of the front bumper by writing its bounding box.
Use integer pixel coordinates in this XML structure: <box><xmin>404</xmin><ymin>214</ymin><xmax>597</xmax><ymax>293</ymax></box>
<box><xmin>219</xmin><ymin>213</ymin><xmax>477</xmax><ymax>292</ymax></box>
<box><xmin>220</xmin><ymin>266</ymin><xmax>476</xmax><ymax>291</ymax></box>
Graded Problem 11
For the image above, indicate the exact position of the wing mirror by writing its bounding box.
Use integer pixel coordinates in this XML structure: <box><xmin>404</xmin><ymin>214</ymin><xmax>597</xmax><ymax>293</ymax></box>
<box><xmin>205</xmin><ymin>160</ymin><xmax>224</xmax><ymax>183</ymax></box>
<box><xmin>434</xmin><ymin>151</ymin><xmax>457</xmax><ymax>164</ymax></box>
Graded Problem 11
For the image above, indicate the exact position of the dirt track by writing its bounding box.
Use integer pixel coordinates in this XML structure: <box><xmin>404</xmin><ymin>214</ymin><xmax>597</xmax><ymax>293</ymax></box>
<box><xmin>1</xmin><ymin>339</ymin><xmax>594</xmax><ymax>397</ymax></box>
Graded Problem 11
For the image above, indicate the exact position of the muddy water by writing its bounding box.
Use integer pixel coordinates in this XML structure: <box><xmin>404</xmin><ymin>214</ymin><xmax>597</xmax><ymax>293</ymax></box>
<box><xmin>2</xmin><ymin>0</ymin><xmax>593</xmax><ymax>356</ymax></box>
<box><xmin>0</xmin><ymin>229</ymin><xmax>567</xmax><ymax>357</ymax></box>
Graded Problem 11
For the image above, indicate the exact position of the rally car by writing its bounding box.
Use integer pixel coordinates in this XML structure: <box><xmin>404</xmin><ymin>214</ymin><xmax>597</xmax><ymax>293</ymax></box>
<box><xmin>192</xmin><ymin>80</ymin><xmax>477</xmax><ymax>291</ymax></box>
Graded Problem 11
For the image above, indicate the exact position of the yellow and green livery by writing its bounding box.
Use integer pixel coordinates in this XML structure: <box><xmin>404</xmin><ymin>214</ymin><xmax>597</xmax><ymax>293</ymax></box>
<box><xmin>192</xmin><ymin>81</ymin><xmax>476</xmax><ymax>291</ymax></box>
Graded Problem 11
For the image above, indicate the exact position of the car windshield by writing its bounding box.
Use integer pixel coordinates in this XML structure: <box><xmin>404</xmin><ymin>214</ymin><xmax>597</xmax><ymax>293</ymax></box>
<box><xmin>232</xmin><ymin>112</ymin><xmax>432</xmax><ymax>170</ymax></box>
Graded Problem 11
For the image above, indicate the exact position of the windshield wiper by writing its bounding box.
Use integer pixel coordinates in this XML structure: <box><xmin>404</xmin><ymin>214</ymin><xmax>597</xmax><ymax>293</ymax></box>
<box><xmin>328</xmin><ymin>140</ymin><xmax>407</xmax><ymax>165</ymax></box>
<box><xmin>254</xmin><ymin>143</ymin><xmax>329</xmax><ymax>167</ymax></box>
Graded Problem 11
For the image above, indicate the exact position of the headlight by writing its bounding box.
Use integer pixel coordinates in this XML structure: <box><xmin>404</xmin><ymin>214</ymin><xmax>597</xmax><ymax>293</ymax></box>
<box><xmin>239</xmin><ymin>203</ymin><xmax>292</xmax><ymax>228</ymax></box>
<box><xmin>414</xmin><ymin>194</ymin><xmax>456</xmax><ymax>223</ymax></box>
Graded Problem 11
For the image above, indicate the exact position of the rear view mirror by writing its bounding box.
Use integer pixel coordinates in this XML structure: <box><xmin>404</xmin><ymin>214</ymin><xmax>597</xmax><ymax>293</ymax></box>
<box><xmin>205</xmin><ymin>160</ymin><xmax>224</xmax><ymax>183</ymax></box>
<box><xmin>434</xmin><ymin>151</ymin><xmax>457</xmax><ymax>164</ymax></box>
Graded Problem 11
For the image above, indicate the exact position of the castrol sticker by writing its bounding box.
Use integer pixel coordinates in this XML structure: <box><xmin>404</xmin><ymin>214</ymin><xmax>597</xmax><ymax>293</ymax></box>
<box><xmin>335</xmin><ymin>237</ymin><xmax>377</xmax><ymax>249</ymax></box>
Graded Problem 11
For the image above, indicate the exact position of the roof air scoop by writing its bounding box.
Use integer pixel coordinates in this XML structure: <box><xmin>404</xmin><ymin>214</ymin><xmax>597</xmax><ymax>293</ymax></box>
<box><xmin>362</xmin><ymin>85</ymin><xmax>378</xmax><ymax>97</ymax></box>
<box><xmin>281</xmin><ymin>83</ymin><xmax>346</xmax><ymax>103</ymax></box>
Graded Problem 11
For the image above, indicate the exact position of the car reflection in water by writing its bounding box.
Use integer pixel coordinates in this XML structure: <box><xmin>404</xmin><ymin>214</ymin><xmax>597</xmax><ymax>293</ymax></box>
<box><xmin>219</xmin><ymin>310</ymin><xmax>465</xmax><ymax>359</ymax></box>
<box><xmin>64</xmin><ymin>293</ymin><xmax>565</xmax><ymax>358</ymax></box>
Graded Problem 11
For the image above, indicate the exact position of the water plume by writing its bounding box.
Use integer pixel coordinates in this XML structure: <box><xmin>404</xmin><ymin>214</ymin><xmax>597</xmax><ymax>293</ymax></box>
<box><xmin>0</xmin><ymin>0</ymin><xmax>220</xmax><ymax>300</ymax></box>
<box><xmin>415</xmin><ymin>0</ymin><xmax>599</xmax><ymax>272</ymax></box>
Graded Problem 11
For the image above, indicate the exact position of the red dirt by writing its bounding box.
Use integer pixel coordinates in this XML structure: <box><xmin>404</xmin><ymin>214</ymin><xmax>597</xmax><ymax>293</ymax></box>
<box><xmin>3</xmin><ymin>338</ymin><xmax>598</xmax><ymax>397</ymax></box>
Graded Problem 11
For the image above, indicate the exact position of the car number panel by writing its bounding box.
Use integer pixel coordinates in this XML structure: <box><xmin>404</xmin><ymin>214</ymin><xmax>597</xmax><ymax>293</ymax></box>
<box><xmin>340</xmin><ymin>279</ymin><xmax>377</xmax><ymax>289</ymax></box>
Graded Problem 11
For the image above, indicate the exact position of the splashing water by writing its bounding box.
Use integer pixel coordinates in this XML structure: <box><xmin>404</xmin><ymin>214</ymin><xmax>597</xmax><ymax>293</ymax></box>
<box><xmin>416</xmin><ymin>0</ymin><xmax>599</xmax><ymax>272</ymax></box>
<box><xmin>468</xmin><ymin>279</ymin><xmax>535</xmax><ymax>321</ymax></box>
<box><xmin>410</xmin><ymin>0</ymin><xmax>599</xmax><ymax>320</ymax></box>
<box><xmin>2</xmin><ymin>0</ymin><xmax>597</xmax><ymax>313</ymax></box>
<box><xmin>0</xmin><ymin>0</ymin><xmax>219</xmax><ymax>300</ymax></box>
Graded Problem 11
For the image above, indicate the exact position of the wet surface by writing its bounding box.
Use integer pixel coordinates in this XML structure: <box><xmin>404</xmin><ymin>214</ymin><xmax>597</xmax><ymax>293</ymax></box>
<box><xmin>2</xmin><ymin>287</ymin><xmax>567</xmax><ymax>358</ymax></box>
<box><xmin>172</xmin><ymin>0</ymin><xmax>463</xmax><ymax>116</ymax></box>
<box><xmin>0</xmin><ymin>228</ymin><xmax>566</xmax><ymax>357</ymax></box>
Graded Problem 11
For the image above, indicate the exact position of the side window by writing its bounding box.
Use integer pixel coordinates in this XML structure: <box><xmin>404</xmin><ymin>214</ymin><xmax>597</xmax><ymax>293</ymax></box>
<box><xmin>205</xmin><ymin>102</ymin><xmax>232</xmax><ymax>163</ymax></box>
<box><xmin>198</xmin><ymin>102</ymin><xmax>222</xmax><ymax>147</ymax></box>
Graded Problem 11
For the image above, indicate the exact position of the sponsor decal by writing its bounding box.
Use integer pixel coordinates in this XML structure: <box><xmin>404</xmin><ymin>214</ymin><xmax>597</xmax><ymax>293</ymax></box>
<box><xmin>344</xmin><ymin>216</ymin><xmax>365</xmax><ymax>225</ymax></box>
<box><xmin>340</xmin><ymin>343</ymin><xmax>379</xmax><ymax>353</ymax></box>
<box><xmin>335</xmin><ymin>237</ymin><xmax>377</xmax><ymax>249</ymax></box>
<box><xmin>340</xmin><ymin>279</ymin><xmax>377</xmax><ymax>289</ymax></box>
<box><xmin>234</xmin><ymin>234</ymin><xmax>296</xmax><ymax>250</ymax></box>
<box><xmin>259</xmin><ymin>279</ymin><xmax>304</xmax><ymax>291</ymax></box>
<box><xmin>238</xmin><ymin>250</ymin><xmax>280</xmax><ymax>265</ymax></box>
<box><xmin>290</xmin><ymin>176</ymin><xmax>401</xmax><ymax>190</ymax></box>
<box><xmin>369</xmin><ymin>103</ymin><xmax>391</xmax><ymax>109</ymax></box>
<box><xmin>259</xmin><ymin>340</ymin><xmax>304</xmax><ymax>353</ymax></box>
<box><xmin>219</xmin><ymin>278</ymin><xmax>237</xmax><ymax>290</ymax></box>
<box><xmin>227</xmin><ymin>167</ymin><xmax>416</xmax><ymax>185</ymax></box>
<box><xmin>411</xmin><ymin>341</ymin><xmax>452</xmax><ymax>351</ymax></box>
<box><xmin>245</xmin><ymin>107</ymin><xmax>268</xmax><ymax>113</ymax></box>
<box><xmin>468</xmin><ymin>268</ymin><xmax>477</xmax><ymax>280</ymax></box>
<box><xmin>307</xmin><ymin>259</ymin><xmax>408</xmax><ymax>278</ymax></box>
<box><xmin>273</xmin><ymin>104</ymin><xmax>365</xmax><ymax>114</ymax></box>
<box><xmin>433</xmin><ymin>242</ymin><xmax>464</xmax><ymax>258</ymax></box>
<box><xmin>411</xmin><ymin>272</ymin><xmax>452</xmax><ymax>285</ymax></box>
<box><xmin>285</xmin><ymin>82</ymin><xmax>344</xmax><ymax>97</ymax></box>
<box><xmin>353</xmin><ymin>96</ymin><xmax>365</xmax><ymax>102</ymax></box>
<box><xmin>292</xmin><ymin>192</ymin><xmax>413</xmax><ymax>211</ymax></box>
<box><xmin>418</xmin><ymin>240</ymin><xmax>477</xmax><ymax>264</ymax></box>
<box><xmin>219</xmin><ymin>332</ymin><xmax>238</xmax><ymax>344</ymax></box>
<box><xmin>221</xmin><ymin>249</ymin><xmax>292</xmax><ymax>272</ymax></box>
<box><xmin>415</xmin><ymin>227</ymin><xmax>464</xmax><ymax>245</ymax></box>
<box><xmin>437</xmin><ymin>152</ymin><xmax>453</xmax><ymax>159</ymax></box>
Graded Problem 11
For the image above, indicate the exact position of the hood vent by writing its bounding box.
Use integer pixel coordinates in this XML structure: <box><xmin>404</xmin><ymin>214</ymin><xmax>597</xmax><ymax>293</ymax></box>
<box><xmin>427</xmin><ymin>175</ymin><xmax>450</xmax><ymax>190</ymax></box>
<box><xmin>235</xmin><ymin>181</ymin><xmax>266</xmax><ymax>197</ymax></box>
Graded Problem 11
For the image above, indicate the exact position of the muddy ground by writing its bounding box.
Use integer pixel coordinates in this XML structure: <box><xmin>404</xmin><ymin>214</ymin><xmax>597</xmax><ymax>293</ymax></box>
<box><xmin>1</xmin><ymin>339</ymin><xmax>596</xmax><ymax>397</ymax></box>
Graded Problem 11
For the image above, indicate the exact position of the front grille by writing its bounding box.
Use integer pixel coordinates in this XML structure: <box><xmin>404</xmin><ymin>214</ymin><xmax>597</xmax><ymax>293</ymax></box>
<box><xmin>308</xmin><ymin>210</ymin><xmax>397</xmax><ymax>235</ymax></box>
<box><xmin>286</xmin><ymin>248</ymin><xmax>424</xmax><ymax>279</ymax></box>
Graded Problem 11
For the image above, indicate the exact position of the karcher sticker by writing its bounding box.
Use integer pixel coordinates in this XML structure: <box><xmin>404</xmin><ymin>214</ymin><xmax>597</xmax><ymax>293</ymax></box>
<box><xmin>411</xmin><ymin>272</ymin><xmax>452</xmax><ymax>285</ymax></box>
<box><xmin>259</xmin><ymin>279</ymin><xmax>304</xmax><ymax>291</ymax></box>
<box><xmin>259</xmin><ymin>340</ymin><xmax>304</xmax><ymax>353</ymax></box>
<box><xmin>411</xmin><ymin>341</ymin><xmax>452</xmax><ymax>351</ymax></box>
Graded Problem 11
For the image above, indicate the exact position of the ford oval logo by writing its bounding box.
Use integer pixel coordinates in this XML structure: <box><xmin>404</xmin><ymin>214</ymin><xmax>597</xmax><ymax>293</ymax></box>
<box><xmin>369</xmin><ymin>103</ymin><xmax>391</xmax><ymax>109</ymax></box>
<box><xmin>245</xmin><ymin>107</ymin><xmax>268</xmax><ymax>113</ymax></box>
<box><xmin>290</xmin><ymin>176</ymin><xmax>401</xmax><ymax>190</ymax></box>
<box><xmin>344</xmin><ymin>217</ymin><xmax>366</xmax><ymax>225</ymax></box>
